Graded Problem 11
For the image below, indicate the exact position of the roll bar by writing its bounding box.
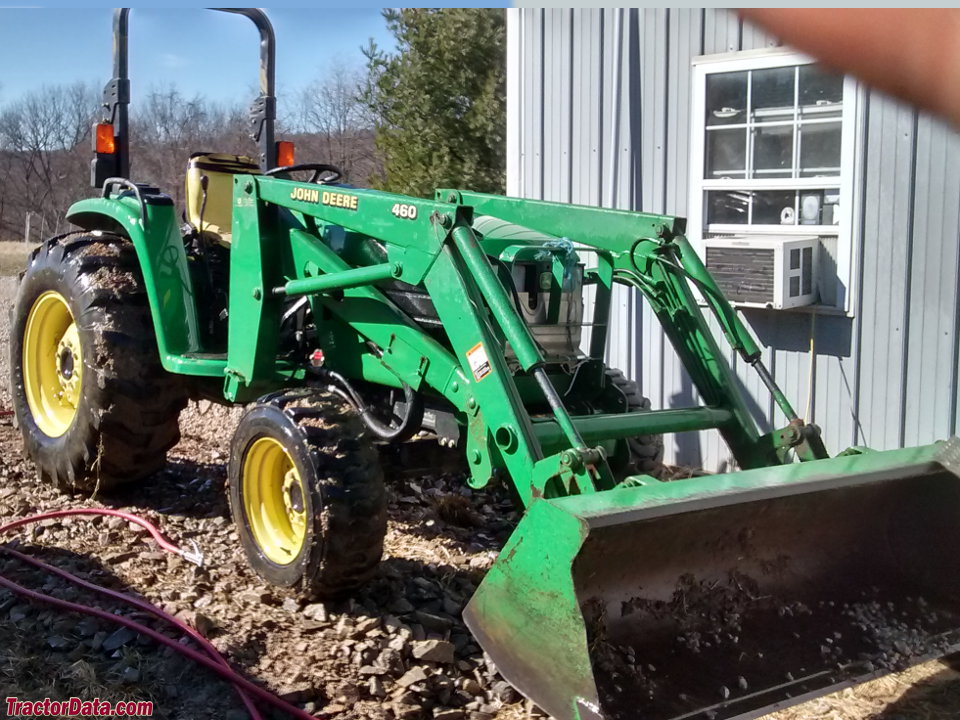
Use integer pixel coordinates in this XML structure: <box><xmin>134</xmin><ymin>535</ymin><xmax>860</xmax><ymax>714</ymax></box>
<box><xmin>92</xmin><ymin>7</ymin><xmax>277</xmax><ymax>187</ymax></box>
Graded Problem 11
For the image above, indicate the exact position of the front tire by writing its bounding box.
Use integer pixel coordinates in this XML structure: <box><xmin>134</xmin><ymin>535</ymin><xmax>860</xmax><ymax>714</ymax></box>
<box><xmin>10</xmin><ymin>232</ymin><xmax>186</xmax><ymax>492</ymax></box>
<box><xmin>603</xmin><ymin>367</ymin><xmax>664</xmax><ymax>479</ymax></box>
<box><xmin>228</xmin><ymin>389</ymin><xmax>387</xmax><ymax>597</ymax></box>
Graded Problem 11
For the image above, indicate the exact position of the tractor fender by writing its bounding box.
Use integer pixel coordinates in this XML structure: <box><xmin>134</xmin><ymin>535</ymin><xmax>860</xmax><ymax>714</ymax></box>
<box><xmin>66</xmin><ymin>196</ymin><xmax>203</xmax><ymax>366</ymax></box>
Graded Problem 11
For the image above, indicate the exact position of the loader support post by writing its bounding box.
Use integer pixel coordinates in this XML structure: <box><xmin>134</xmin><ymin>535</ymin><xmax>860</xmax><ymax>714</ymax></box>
<box><xmin>449</xmin><ymin>224</ymin><xmax>542</xmax><ymax>371</ymax></box>
<box><xmin>449</xmin><ymin>221</ymin><xmax>588</xmax><ymax>453</ymax></box>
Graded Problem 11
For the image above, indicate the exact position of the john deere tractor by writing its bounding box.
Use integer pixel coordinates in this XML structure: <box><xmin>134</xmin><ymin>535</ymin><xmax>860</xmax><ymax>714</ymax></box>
<box><xmin>10</xmin><ymin>9</ymin><xmax>960</xmax><ymax>720</ymax></box>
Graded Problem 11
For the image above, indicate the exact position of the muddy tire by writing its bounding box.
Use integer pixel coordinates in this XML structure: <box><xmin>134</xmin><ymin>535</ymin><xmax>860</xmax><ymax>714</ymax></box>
<box><xmin>604</xmin><ymin>367</ymin><xmax>664</xmax><ymax>479</ymax></box>
<box><xmin>228</xmin><ymin>389</ymin><xmax>387</xmax><ymax>597</ymax></box>
<box><xmin>9</xmin><ymin>232</ymin><xmax>187</xmax><ymax>492</ymax></box>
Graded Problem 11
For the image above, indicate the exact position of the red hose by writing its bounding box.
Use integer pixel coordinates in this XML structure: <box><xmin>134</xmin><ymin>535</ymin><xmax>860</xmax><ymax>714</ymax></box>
<box><xmin>0</xmin><ymin>544</ymin><xmax>263</xmax><ymax>720</ymax></box>
<box><xmin>0</xmin><ymin>508</ymin><xmax>202</xmax><ymax>564</ymax></box>
<box><xmin>0</xmin><ymin>572</ymin><xmax>320</xmax><ymax>720</ymax></box>
<box><xmin>0</xmin><ymin>509</ymin><xmax>320</xmax><ymax>720</ymax></box>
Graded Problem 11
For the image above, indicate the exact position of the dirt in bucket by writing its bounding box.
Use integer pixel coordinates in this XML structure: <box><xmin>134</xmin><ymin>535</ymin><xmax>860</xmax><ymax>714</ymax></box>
<box><xmin>585</xmin><ymin>573</ymin><xmax>960</xmax><ymax>720</ymax></box>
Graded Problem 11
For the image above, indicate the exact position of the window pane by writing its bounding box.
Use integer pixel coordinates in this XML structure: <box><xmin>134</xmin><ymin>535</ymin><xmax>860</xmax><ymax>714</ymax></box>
<box><xmin>797</xmin><ymin>189</ymin><xmax>841</xmax><ymax>225</ymax></box>
<box><xmin>752</xmin><ymin>125</ymin><xmax>794</xmax><ymax>178</ymax></box>
<box><xmin>706</xmin><ymin>71</ymin><xmax>748</xmax><ymax>126</ymax></box>
<box><xmin>751</xmin><ymin>67</ymin><xmax>795</xmax><ymax>119</ymax></box>
<box><xmin>799</xmin><ymin>65</ymin><xmax>843</xmax><ymax>107</ymax></box>
<box><xmin>705</xmin><ymin>128</ymin><xmax>746</xmax><ymax>177</ymax></box>
<box><xmin>706</xmin><ymin>190</ymin><xmax>751</xmax><ymax>224</ymax></box>
<box><xmin>799</xmin><ymin>122</ymin><xmax>841</xmax><ymax>177</ymax></box>
<box><xmin>752</xmin><ymin>190</ymin><xmax>796</xmax><ymax>225</ymax></box>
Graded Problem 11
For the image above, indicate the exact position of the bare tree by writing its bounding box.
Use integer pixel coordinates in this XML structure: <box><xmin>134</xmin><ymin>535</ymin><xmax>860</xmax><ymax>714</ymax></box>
<box><xmin>0</xmin><ymin>82</ymin><xmax>99</xmax><ymax>240</ymax></box>
<box><xmin>131</xmin><ymin>85</ymin><xmax>253</xmax><ymax>207</ymax></box>
<box><xmin>293</xmin><ymin>62</ymin><xmax>378</xmax><ymax>182</ymax></box>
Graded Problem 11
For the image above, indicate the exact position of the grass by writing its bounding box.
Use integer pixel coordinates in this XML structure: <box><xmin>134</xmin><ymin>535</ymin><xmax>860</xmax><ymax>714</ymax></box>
<box><xmin>0</xmin><ymin>242</ymin><xmax>32</xmax><ymax>276</ymax></box>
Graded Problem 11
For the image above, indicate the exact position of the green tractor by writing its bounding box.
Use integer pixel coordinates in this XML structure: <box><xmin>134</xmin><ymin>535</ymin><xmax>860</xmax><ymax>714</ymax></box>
<box><xmin>10</xmin><ymin>8</ymin><xmax>960</xmax><ymax>720</ymax></box>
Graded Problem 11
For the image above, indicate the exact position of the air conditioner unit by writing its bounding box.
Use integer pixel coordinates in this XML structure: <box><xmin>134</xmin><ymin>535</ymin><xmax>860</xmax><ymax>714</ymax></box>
<box><xmin>701</xmin><ymin>235</ymin><xmax>819</xmax><ymax>309</ymax></box>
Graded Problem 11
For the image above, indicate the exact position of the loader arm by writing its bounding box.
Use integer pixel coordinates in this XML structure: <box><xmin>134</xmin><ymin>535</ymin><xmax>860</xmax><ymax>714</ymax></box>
<box><xmin>231</xmin><ymin>176</ymin><xmax>824</xmax><ymax>503</ymax></box>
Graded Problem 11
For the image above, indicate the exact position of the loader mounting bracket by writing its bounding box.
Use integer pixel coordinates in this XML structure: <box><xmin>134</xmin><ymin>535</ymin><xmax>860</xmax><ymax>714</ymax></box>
<box><xmin>765</xmin><ymin>419</ymin><xmax>830</xmax><ymax>463</ymax></box>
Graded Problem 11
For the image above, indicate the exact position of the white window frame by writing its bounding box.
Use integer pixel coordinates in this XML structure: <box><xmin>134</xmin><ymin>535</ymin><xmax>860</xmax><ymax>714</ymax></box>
<box><xmin>689</xmin><ymin>47</ymin><xmax>864</xmax><ymax>314</ymax></box>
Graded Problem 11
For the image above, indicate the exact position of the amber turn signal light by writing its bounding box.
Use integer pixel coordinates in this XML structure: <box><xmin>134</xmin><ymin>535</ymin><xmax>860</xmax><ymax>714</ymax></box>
<box><xmin>95</xmin><ymin>123</ymin><xmax>116</xmax><ymax>154</ymax></box>
<box><xmin>276</xmin><ymin>140</ymin><xmax>295</xmax><ymax>167</ymax></box>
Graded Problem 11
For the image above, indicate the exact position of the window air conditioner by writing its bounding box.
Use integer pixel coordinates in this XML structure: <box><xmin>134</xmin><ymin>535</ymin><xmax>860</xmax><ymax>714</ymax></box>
<box><xmin>701</xmin><ymin>235</ymin><xmax>819</xmax><ymax>309</ymax></box>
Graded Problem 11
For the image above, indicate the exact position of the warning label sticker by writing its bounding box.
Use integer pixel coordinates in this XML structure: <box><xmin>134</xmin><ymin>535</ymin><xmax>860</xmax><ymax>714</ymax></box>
<box><xmin>466</xmin><ymin>342</ymin><xmax>492</xmax><ymax>383</ymax></box>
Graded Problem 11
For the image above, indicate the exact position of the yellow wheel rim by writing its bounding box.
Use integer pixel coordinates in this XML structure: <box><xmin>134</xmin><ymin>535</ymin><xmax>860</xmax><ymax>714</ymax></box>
<box><xmin>22</xmin><ymin>291</ymin><xmax>83</xmax><ymax>438</ymax></box>
<box><xmin>242</xmin><ymin>437</ymin><xmax>308</xmax><ymax>565</ymax></box>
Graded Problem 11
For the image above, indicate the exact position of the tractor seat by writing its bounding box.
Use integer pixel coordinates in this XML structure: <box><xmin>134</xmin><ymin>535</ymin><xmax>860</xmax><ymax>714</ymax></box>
<box><xmin>185</xmin><ymin>153</ymin><xmax>260</xmax><ymax>245</ymax></box>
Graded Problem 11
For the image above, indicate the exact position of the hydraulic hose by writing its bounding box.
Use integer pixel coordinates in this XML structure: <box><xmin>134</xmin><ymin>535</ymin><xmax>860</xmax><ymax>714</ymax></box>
<box><xmin>313</xmin><ymin>367</ymin><xmax>423</xmax><ymax>442</ymax></box>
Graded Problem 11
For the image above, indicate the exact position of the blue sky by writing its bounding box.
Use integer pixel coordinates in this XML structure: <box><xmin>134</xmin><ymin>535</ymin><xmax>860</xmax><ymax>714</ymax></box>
<box><xmin>0</xmin><ymin>8</ymin><xmax>396</xmax><ymax>109</ymax></box>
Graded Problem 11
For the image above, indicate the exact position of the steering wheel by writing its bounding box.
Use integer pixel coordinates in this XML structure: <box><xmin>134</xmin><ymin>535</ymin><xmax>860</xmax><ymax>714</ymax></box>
<box><xmin>264</xmin><ymin>163</ymin><xmax>343</xmax><ymax>184</ymax></box>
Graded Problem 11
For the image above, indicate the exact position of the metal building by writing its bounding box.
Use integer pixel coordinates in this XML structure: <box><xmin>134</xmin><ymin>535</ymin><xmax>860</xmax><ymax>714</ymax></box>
<box><xmin>507</xmin><ymin>8</ymin><xmax>960</xmax><ymax>470</ymax></box>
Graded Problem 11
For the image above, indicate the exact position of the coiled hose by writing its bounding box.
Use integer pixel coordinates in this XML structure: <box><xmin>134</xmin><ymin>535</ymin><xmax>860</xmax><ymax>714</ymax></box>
<box><xmin>0</xmin><ymin>509</ymin><xmax>320</xmax><ymax>720</ymax></box>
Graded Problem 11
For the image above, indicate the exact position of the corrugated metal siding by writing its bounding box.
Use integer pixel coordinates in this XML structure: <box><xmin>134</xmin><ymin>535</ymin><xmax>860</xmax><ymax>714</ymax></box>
<box><xmin>508</xmin><ymin>8</ymin><xmax>960</xmax><ymax>470</ymax></box>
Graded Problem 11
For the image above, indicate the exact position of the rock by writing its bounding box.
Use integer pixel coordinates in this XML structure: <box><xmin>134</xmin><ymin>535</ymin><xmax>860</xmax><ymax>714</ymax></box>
<box><xmin>461</xmin><ymin>679</ymin><xmax>483</xmax><ymax>695</ymax></box>
<box><xmin>104</xmin><ymin>550</ymin><xmax>137</xmax><ymax>564</ymax></box>
<box><xmin>442</xmin><ymin>596</ymin><xmax>462</xmax><ymax>616</ymax></box>
<box><xmin>121</xmin><ymin>667</ymin><xmax>140</xmax><ymax>684</ymax></box>
<box><xmin>282</xmin><ymin>597</ymin><xmax>301</xmax><ymax>613</ymax></box>
<box><xmin>397</xmin><ymin>667</ymin><xmax>431</xmax><ymax>688</ymax></box>
<box><xmin>102</xmin><ymin>627</ymin><xmax>136</xmax><ymax>652</ymax></box>
<box><xmin>414</xmin><ymin>611</ymin><xmax>454</xmax><ymax>633</ymax></box>
<box><xmin>354</xmin><ymin>617</ymin><xmax>381</xmax><ymax>636</ymax></box>
<box><xmin>391</xmin><ymin>598</ymin><xmax>415</xmax><ymax>614</ymax></box>
<box><xmin>412</xmin><ymin>639</ymin><xmax>456</xmax><ymax>664</ymax></box>
<box><xmin>303</xmin><ymin>603</ymin><xmax>329</xmax><ymax>622</ymax></box>
<box><xmin>387</xmin><ymin>635</ymin><xmax>410</xmax><ymax>653</ymax></box>
<box><xmin>179</xmin><ymin>610</ymin><xmax>215</xmax><ymax>636</ymax></box>
<box><xmin>225</xmin><ymin>710</ymin><xmax>249</xmax><ymax>720</ymax></box>
<box><xmin>89</xmin><ymin>631</ymin><xmax>107</xmax><ymax>651</ymax></box>
<box><xmin>434</xmin><ymin>711</ymin><xmax>464</xmax><ymax>720</ymax></box>
<box><xmin>369</xmin><ymin>676</ymin><xmax>386</xmax><ymax>698</ymax></box>
<box><xmin>392</xmin><ymin>703</ymin><xmax>422</xmax><ymax>719</ymax></box>
<box><xmin>359</xmin><ymin>665</ymin><xmax>388</xmax><ymax>676</ymax></box>
<box><xmin>46</xmin><ymin>635</ymin><xmax>70</xmax><ymax>649</ymax></box>
<box><xmin>76</xmin><ymin>617</ymin><xmax>100</xmax><ymax>637</ymax></box>
<box><xmin>491</xmin><ymin>680</ymin><xmax>519</xmax><ymax>704</ymax></box>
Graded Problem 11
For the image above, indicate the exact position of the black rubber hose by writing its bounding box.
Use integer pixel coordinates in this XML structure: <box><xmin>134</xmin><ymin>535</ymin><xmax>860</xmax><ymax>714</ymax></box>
<box><xmin>312</xmin><ymin>368</ymin><xmax>423</xmax><ymax>442</ymax></box>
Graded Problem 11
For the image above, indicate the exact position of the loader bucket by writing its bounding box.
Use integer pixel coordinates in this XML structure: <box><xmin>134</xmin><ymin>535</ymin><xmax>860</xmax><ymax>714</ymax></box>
<box><xmin>464</xmin><ymin>438</ymin><xmax>960</xmax><ymax>720</ymax></box>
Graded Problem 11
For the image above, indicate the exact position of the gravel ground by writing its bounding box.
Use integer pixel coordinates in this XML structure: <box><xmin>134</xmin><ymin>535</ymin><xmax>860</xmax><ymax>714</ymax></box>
<box><xmin>1</xmin><ymin>269</ymin><xmax>960</xmax><ymax>720</ymax></box>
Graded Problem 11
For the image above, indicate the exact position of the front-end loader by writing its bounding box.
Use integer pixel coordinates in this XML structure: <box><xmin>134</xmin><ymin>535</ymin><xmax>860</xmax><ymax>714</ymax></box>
<box><xmin>9</xmin><ymin>8</ymin><xmax>960</xmax><ymax>720</ymax></box>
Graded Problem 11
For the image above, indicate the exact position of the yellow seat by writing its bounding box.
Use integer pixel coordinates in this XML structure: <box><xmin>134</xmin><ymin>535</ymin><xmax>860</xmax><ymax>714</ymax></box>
<box><xmin>185</xmin><ymin>153</ymin><xmax>260</xmax><ymax>245</ymax></box>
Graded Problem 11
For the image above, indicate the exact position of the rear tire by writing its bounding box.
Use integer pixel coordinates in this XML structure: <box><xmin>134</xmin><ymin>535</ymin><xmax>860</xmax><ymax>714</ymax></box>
<box><xmin>9</xmin><ymin>232</ymin><xmax>187</xmax><ymax>492</ymax></box>
<box><xmin>228</xmin><ymin>389</ymin><xmax>387</xmax><ymax>597</ymax></box>
<box><xmin>604</xmin><ymin>367</ymin><xmax>664</xmax><ymax>479</ymax></box>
